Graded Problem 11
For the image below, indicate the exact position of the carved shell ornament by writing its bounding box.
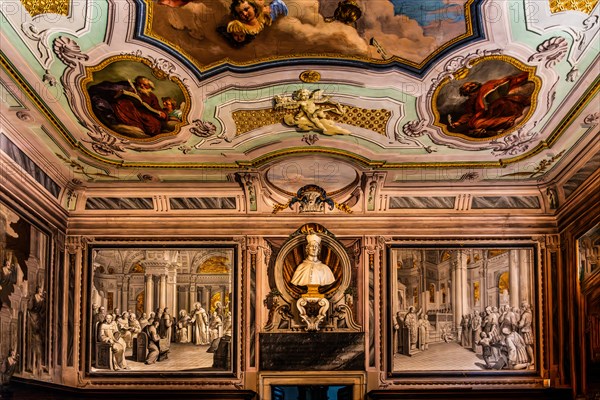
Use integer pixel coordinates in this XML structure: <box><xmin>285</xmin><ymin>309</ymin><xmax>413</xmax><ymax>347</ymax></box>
<box><xmin>53</xmin><ymin>36</ymin><xmax>89</xmax><ymax>66</ymax></box>
<box><xmin>528</xmin><ymin>37</ymin><xmax>568</xmax><ymax>69</ymax></box>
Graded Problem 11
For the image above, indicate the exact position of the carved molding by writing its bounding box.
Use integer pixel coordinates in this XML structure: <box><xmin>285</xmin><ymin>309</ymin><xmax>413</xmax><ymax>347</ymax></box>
<box><xmin>545</xmin><ymin>234</ymin><xmax>561</xmax><ymax>250</ymax></box>
<box><xmin>66</xmin><ymin>235</ymin><xmax>91</xmax><ymax>254</ymax></box>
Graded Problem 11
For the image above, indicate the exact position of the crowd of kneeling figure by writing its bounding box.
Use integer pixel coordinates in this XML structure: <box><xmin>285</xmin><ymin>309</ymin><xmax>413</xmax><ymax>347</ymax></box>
<box><xmin>396</xmin><ymin>301</ymin><xmax>535</xmax><ymax>370</ymax></box>
<box><xmin>465</xmin><ymin>301</ymin><xmax>534</xmax><ymax>370</ymax></box>
<box><xmin>92</xmin><ymin>302</ymin><xmax>231</xmax><ymax>370</ymax></box>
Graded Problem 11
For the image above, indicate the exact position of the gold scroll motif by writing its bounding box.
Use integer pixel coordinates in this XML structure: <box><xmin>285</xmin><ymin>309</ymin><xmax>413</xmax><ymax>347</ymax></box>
<box><xmin>549</xmin><ymin>0</ymin><xmax>598</xmax><ymax>14</ymax></box>
<box><xmin>232</xmin><ymin>106</ymin><xmax>391</xmax><ymax>136</ymax></box>
<box><xmin>21</xmin><ymin>0</ymin><xmax>69</xmax><ymax>17</ymax></box>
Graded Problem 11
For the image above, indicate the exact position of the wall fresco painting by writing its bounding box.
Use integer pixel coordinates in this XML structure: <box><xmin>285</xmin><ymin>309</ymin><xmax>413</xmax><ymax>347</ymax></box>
<box><xmin>389</xmin><ymin>246</ymin><xmax>537</xmax><ymax>374</ymax></box>
<box><xmin>433</xmin><ymin>57</ymin><xmax>539</xmax><ymax>140</ymax></box>
<box><xmin>148</xmin><ymin>0</ymin><xmax>472</xmax><ymax>67</ymax></box>
<box><xmin>83</xmin><ymin>57</ymin><xmax>189</xmax><ymax>141</ymax></box>
<box><xmin>89</xmin><ymin>246</ymin><xmax>234</xmax><ymax>374</ymax></box>
<box><xmin>0</xmin><ymin>201</ymin><xmax>50</xmax><ymax>379</ymax></box>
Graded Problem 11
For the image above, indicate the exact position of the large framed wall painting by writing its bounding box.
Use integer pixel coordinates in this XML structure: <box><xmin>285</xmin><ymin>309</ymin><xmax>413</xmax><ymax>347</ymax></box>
<box><xmin>87</xmin><ymin>244</ymin><xmax>237</xmax><ymax>376</ymax></box>
<box><xmin>0</xmin><ymin>200</ymin><xmax>51</xmax><ymax>378</ymax></box>
<box><xmin>387</xmin><ymin>244</ymin><xmax>539</xmax><ymax>377</ymax></box>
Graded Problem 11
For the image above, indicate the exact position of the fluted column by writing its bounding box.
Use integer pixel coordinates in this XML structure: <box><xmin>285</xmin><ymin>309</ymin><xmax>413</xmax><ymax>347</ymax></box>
<box><xmin>509</xmin><ymin>250</ymin><xmax>520</xmax><ymax>309</ymax></box>
<box><xmin>145</xmin><ymin>275</ymin><xmax>154</xmax><ymax>315</ymax></box>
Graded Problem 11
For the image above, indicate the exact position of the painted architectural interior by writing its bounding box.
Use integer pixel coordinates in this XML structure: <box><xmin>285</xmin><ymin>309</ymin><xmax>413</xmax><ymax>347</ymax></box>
<box><xmin>0</xmin><ymin>0</ymin><xmax>599</xmax><ymax>398</ymax></box>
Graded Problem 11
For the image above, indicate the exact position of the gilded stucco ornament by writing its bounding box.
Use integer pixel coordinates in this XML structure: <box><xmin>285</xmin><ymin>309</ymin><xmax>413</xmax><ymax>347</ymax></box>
<box><xmin>20</xmin><ymin>0</ymin><xmax>69</xmax><ymax>17</ymax></box>
<box><xmin>549</xmin><ymin>0</ymin><xmax>599</xmax><ymax>14</ymax></box>
<box><xmin>299</xmin><ymin>70</ymin><xmax>321</xmax><ymax>83</ymax></box>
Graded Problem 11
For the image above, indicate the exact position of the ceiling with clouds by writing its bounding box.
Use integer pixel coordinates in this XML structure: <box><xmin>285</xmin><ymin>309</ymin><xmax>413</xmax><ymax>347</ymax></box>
<box><xmin>0</xmin><ymin>0</ymin><xmax>598</xmax><ymax>200</ymax></box>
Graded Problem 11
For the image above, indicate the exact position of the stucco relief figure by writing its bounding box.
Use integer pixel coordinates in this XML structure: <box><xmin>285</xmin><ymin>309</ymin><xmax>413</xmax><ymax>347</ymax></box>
<box><xmin>274</xmin><ymin>89</ymin><xmax>350</xmax><ymax>135</ymax></box>
<box><xmin>290</xmin><ymin>233</ymin><xmax>336</xmax><ymax>287</ymax></box>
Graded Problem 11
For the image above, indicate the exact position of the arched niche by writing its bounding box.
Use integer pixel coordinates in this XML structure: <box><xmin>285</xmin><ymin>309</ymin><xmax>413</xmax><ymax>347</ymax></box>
<box><xmin>274</xmin><ymin>226</ymin><xmax>351</xmax><ymax>306</ymax></box>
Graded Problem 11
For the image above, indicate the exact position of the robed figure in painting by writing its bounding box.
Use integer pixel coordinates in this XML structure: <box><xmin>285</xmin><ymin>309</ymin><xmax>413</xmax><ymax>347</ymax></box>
<box><xmin>447</xmin><ymin>72</ymin><xmax>533</xmax><ymax>138</ymax></box>
<box><xmin>88</xmin><ymin>75</ymin><xmax>169</xmax><ymax>138</ymax></box>
<box><xmin>190</xmin><ymin>302</ymin><xmax>209</xmax><ymax>345</ymax></box>
<box><xmin>27</xmin><ymin>286</ymin><xmax>45</xmax><ymax>377</ymax></box>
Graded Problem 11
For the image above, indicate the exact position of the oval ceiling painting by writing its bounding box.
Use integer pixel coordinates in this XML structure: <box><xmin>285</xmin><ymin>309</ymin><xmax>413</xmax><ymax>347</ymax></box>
<box><xmin>82</xmin><ymin>56</ymin><xmax>190</xmax><ymax>141</ymax></box>
<box><xmin>432</xmin><ymin>56</ymin><xmax>540</xmax><ymax>141</ymax></box>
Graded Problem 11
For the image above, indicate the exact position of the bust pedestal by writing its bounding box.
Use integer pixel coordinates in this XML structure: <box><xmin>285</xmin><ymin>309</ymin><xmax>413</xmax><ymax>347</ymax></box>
<box><xmin>297</xmin><ymin>285</ymin><xmax>329</xmax><ymax>331</ymax></box>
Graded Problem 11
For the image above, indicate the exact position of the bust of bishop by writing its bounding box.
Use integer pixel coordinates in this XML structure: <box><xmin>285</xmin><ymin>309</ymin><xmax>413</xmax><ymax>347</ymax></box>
<box><xmin>290</xmin><ymin>233</ymin><xmax>336</xmax><ymax>287</ymax></box>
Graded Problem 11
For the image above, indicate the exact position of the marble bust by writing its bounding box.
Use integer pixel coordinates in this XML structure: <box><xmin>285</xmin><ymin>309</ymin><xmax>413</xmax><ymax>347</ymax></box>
<box><xmin>290</xmin><ymin>233</ymin><xmax>336</xmax><ymax>287</ymax></box>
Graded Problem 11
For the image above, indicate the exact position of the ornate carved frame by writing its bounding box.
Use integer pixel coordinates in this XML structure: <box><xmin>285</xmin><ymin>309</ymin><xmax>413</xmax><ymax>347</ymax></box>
<box><xmin>382</xmin><ymin>239</ymin><xmax>546</xmax><ymax>388</ymax></box>
<box><xmin>83</xmin><ymin>240</ymin><xmax>240</xmax><ymax>380</ymax></box>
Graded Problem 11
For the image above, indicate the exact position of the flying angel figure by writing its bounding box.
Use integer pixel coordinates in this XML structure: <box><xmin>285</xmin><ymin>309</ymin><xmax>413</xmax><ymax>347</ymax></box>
<box><xmin>274</xmin><ymin>88</ymin><xmax>350</xmax><ymax>135</ymax></box>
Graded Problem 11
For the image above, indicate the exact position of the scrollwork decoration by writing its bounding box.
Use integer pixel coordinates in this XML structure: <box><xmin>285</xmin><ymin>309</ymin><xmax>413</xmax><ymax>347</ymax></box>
<box><xmin>427</xmin><ymin>49</ymin><xmax>503</xmax><ymax>97</ymax></box>
<box><xmin>179</xmin><ymin>119</ymin><xmax>219</xmax><ymax>153</ymax></box>
<box><xmin>489</xmin><ymin>124</ymin><xmax>539</xmax><ymax>156</ymax></box>
<box><xmin>53</xmin><ymin>36</ymin><xmax>89</xmax><ymax>66</ymax></box>
<box><xmin>399</xmin><ymin>120</ymin><xmax>436</xmax><ymax>153</ymax></box>
<box><xmin>83</xmin><ymin>126</ymin><xmax>128</xmax><ymax>158</ymax></box>
<box><xmin>583</xmin><ymin>112</ymin><xmax>599</xmax><ymax>126</ymax></box>
<box><xmin>528</xmin><ymin>36</ymin><xmax>568</xmax><ymax>69</ymax></box>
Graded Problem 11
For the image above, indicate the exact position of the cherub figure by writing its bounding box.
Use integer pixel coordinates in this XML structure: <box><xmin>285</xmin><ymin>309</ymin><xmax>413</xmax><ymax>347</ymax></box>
<box><xmin>274</xmin><ymin>89</ymin><xmax>350</xmax><ymax>135</ymax></box>
<box><xmin>221</xmin><ymin>0</ymin><xmax>287</xmax><ymax>46</ymax></box>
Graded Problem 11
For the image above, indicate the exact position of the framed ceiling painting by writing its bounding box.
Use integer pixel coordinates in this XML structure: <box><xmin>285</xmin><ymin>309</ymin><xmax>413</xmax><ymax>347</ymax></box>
<box><xmin>386</xmin><ymin>243</ymin><xmax>541</xmax><ymax>379</ymax></box>
<box><xmin>86</xmin><ymin>243</ymin><xmax>237</xmax><ymax>376</ymax></box>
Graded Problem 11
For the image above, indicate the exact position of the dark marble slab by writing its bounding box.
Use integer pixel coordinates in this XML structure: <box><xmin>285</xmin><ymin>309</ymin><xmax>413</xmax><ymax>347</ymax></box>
<box><xmin>259</xmin><ymin>332</ymin><xmax>364</xmax><ymax>371</ymax></box>
<box><xmin>170</xmin><ymin>197</ymin><xmax>236</xmax><ymax>209</ymax></box>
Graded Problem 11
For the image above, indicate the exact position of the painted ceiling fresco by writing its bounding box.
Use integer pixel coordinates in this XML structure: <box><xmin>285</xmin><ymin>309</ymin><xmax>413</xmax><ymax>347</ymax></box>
<box><xmin>145</xmin><ymin>0</ymin><xmax>475</xmax><ymax>71</ymax></box>
<box><xmin>0</xmin><ymin>0</ymin><xmax>598</xmax><ymax>188</ymax></box>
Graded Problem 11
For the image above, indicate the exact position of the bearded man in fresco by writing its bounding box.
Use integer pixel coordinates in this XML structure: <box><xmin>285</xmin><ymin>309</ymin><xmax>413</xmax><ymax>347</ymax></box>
<box><xmin>88</xmin><ymin>75</ymin><xmax>168</xmax><ymax>138</ymax></box>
